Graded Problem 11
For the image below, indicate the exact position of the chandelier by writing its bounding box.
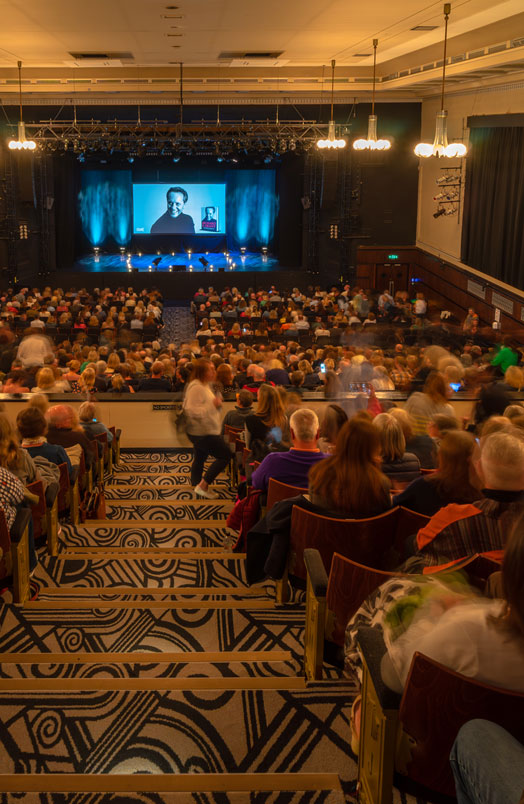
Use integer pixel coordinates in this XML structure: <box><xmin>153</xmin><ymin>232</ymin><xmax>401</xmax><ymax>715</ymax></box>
<box><xmin>317</xmin><ymin>60</ymin><xmax>346</xmax><ymax>149</ymax></box>
<box><xmin>414</xmin><ymin>4</ymin><xmax>467</xmax><ymax>158</ymax></box>
<box><xmin>353</xmin><ymin>40</ymin><xmax>391</xmax><ymax>151</ymax></box>
<box><xmin>8</xmin><ymin>61</ymin><xmax>36</xmax><ymax>151</ymax></box>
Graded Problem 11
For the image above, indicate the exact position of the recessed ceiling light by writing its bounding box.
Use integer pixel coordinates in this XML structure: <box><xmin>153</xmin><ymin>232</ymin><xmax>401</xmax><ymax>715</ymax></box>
<box><xmin>411</xmin><ymin>25</ymin><xmax>438</xmax><ymax>31</ymax></box>
<box><xmin>165</xmin><ymin>5</ymin><xmax>179</xmax><ymax>8</ymax></box>
<box><xmin>167</xmin><ymin>33</ymin><xmax>183</xmax><ymax>36</ymax></box>
<box><xmin>353</xmin><ymin>53</ymin><xmax>371</xmax><ymax>57</ymax></box>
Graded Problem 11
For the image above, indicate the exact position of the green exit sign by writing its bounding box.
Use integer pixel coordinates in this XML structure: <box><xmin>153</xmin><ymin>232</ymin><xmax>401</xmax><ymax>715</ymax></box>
<box><xmin>388</xmin><ymin>253</ymin><xmax>399</xmax><ymax>260</ymax></box>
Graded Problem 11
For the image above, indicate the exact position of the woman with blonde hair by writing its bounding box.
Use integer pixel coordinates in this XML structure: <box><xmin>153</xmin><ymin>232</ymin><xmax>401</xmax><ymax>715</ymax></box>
<box><xmin>373</xmin><ymin>412</ymin><xmax>421</xmax><ymax>486</ymax></box>
<box><xmin>78</xmin><ymin>367</ymin><xmax>97</xmax><ymax>396</ymax></box>
<box><xmin>245</xmin><ymin>383</ymin><xmax>287</xmax><ymax>461</ymax></box>
<box><xmin>31</xmin><ymin>367</ymin><xmax>66</xmax><ymax>394</ymax></box>
<box><xmin>0</xmin><ymin>413</ymin><xmax>38</xmax><ymax>485</ymax></box>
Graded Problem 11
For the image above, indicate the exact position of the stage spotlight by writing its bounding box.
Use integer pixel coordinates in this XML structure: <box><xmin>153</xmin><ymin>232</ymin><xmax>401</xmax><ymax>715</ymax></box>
<box><xmin>189</xmin><ymin>266</ymin><xmax>193</xmax><ymax>272</ymax></box>
<box><xmin>148</xmin><ymin>266</ymin><xmax>152</xmax><ymax>272</ymax></box>
<box><xmin>231</xmin><ymin>157</ymin><xmax>238</xmax><ymax>163</ymax></box>
<box><xmin>199</xmin><ymin>257</ymin><xmax>209</xmax><ymax>267</ymax></box>
<box><xmin>171</xmin><ymin>251</ymin><xmax>175</xmax><ymax>256</ymax></box>
<box><xmin>210</xmin><ymin>265</ymin><xmax>214</xmax><ymax>271</ymax></box>
<box><xmin>156</xmin><ymin>250</ymin><xmax>161</xmax><ymax>256</ymax></box>
<box><xmin>232</xmin><ymin>262</ymin><xmax>236</xmax><ymax>268</ymax></box>
<box><xmin>138</xmin><ymin>252</ymin><xmax>142</xmax><ymax>257</ymax></box>
<box><xmin>120</xmin><ymin>247</ymin><xmax>125</xmax><ymax>254</ymax></box>
<box><xmin>205</xmin><ymin>251</ymin><xmax>209</xmax><ymax>255</ymax></box>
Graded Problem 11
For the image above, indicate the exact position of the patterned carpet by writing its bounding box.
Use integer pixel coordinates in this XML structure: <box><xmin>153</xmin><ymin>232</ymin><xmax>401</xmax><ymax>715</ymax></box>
<box><xmin>0</xmin><ymin>449</ymin><xmax>427</xmax><ymax>803</ymax></box>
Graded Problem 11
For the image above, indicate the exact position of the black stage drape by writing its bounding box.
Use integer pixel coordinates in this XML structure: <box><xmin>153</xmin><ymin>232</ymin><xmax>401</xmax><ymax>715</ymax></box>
<box><xmin>462</xmin><ymin>126</ymin><xmax>524</xmax><ymax>287</ymax></box>
<box><xmin>53</xmin><ymin>156</ymin><xmax>80</xmax><ymax>270</ymax></box>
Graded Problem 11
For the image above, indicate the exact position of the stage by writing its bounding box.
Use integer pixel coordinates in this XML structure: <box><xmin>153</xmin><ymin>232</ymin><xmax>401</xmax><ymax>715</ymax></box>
<box><xmin>74</xmin><ymin>250</ymin><xmax>280</xmax><ymax>274</ymax></box>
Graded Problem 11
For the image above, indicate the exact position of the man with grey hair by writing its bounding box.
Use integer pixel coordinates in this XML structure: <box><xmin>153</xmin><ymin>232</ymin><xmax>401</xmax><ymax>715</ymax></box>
<box><xmin>251</xmin><ymin>408</ymin><xmax>328</xmax><ymax>492</ymax></box>
<box><xmin>412</xmin><ymin>428</ymin><xmax>524</xmax><ymax>567</ymax></box>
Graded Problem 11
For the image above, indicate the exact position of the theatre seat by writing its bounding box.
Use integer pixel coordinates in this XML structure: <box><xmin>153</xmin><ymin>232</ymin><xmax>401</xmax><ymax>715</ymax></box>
<box><xmin>0</xmin><ymin>507</ymin><xmax>32</xmax><ymax>604</ymax></box>
<box><xmin>267</xmin><ymin>478</ymin><xmax>308</xmax><ymax>511</ymax></box>
<box><xmin>276</xmin><ymin>505</ymin><xmax>429</xmax><ymax>604</ymax></box>
<box><xmin>357</xmin><ymin>627</ymin><xmax>524</xmax><ymax>802</ymax></box>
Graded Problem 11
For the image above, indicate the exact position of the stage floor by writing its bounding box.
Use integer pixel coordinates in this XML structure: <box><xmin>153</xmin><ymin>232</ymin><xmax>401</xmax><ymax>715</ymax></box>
<box><xmin>74</xmin><ymin>251</ymin><xmax>280</xmax><ymax>274</ymax></box>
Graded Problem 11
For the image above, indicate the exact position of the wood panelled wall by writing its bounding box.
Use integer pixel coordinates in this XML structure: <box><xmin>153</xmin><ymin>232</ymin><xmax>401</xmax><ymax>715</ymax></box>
<box><xmin>357</xmin><ymin>246</ymin><xmax>524</xmax><ymax>335</ymax></box>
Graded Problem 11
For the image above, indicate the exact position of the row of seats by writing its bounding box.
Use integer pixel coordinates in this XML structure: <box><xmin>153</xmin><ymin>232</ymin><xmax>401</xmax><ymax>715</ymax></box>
<box><xmin>0</xmin><ymin>426</ymin><xmax>121</xmax><ymax>604</ymax></box>
<box><xmin>223</xmin><ymin>424</ymin><xmax>520</xmax><ymax>802</ymax></box>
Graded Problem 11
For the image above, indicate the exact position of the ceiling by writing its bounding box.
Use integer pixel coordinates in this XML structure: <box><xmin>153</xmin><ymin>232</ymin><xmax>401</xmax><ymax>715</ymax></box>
<box><xmin>0</xmin><ymin>0</ymin><xmax>523</xmax><ymax>104</ymax></box>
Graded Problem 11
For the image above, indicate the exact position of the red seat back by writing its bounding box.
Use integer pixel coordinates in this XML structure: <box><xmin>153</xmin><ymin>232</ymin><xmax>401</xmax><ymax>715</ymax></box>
<box><xmin>326</xmin><ymin>553</ymin><xmax>399</xmax><ymax>646</ymax></box>
<box><xmin>289</xmin><ymin>505</ymin><xmax>402</xmax><ymax>582</ymax></box>
<box><xmin>0</xmin><ymin>508</ymin><xmax>12</xmax><ymax>580</ymax></box>
<box><xmin>27</xmin><ymin>479</ymin><xmax>46</xmax><ymax>542</ymax></box>
<box><xmin>267</xmin><ymin>478</ymin><xmax>308</xmax><ymax>511</ymax></box>
<box><xmin>57</xmin><ymin>463</ymin><xmax>70</xmax><ymax>512</ymax></box>
<box><xmin>399</xmin><ymin>652</ymin><xmax>524</xmax><ymax>796</ymax></box>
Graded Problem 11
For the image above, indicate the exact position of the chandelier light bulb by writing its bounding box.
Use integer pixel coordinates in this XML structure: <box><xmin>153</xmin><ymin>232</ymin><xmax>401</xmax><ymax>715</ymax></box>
<box><xmin>414</xmin><ymin>7</ymin><xmax>467</xmax><ymax>160</ymax></box>
<box><xmin>8</xmin><ymin>121</ymin><xmax>36</xmax><ymax>151</ymax></box>
<box><xmin>316</xmin><ymin>63</ymin><xmax>346</xmax><ymax>150</ymax></box>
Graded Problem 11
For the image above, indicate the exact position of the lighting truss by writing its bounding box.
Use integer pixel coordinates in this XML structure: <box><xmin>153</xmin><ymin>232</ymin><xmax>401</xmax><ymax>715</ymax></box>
<box><xmin>22</xmin><ymin>119</ymin><xmax>331</xmax><ymax>156</ymax></box>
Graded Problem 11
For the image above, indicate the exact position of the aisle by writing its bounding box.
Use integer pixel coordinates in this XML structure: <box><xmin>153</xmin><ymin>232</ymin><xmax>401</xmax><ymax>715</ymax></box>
<box><xmin>161</xmin><ymin>303</ymin><xmax>195</xmax><ymax>346</ymax></box>
<box><xmin>0</xmin><ymin>449</ymin><xmax>362</xmax><ymax>802</ymax></box>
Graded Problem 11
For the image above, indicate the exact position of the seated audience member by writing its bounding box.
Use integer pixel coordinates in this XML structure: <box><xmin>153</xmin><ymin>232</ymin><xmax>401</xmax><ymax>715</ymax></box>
<box><xmin>393</xmin><ymin>431</ymin><xmax>482</xmax><ymax>517</ymax></box>
<box><xmin>31</xmin><ymin>366</ymin><xmax>69</xmax><ymax>394</ymax></box>
<box><xmin>251</xmin><ymin>408</ymin><xmax>328</xmax><ymax>492</ymax></box>
<box><xmin>405</xmin><ymin>372</ymin><xmax>456</xmax><ymax>435</ymax></box>
<box><xmin>0</xmin><ymin>413</ymin><xmax>38</xmax><ymax>485</ymax></box>
<box><xmin>137</xmin><ymin>361</ymin><xmax>172</xmax><ymax>392</ymax></box>
<box><xmin>450</xmin><ymin>720</ymin><xmax>524</xmax><ymax>804</ymax></box>
<box><xmin>243</xmin><ymin>365</ymin><xmax>270</xmax><ymax>396</ymax></box>
<box><xmin>412</xmin><ymin>429</ymin><xmax>524</xmax><ymax>567</ymax></box>
<box><xmin>266</xmin><ymin>359</ymin><xmax>291</xmax><ymax>387</ymax></box>
<box><xmin>110</xmin><ymin>372</ymin><xmax>133</xmax><ymax>394</ymax></box>
<box><xmin>343</xmin><ymin>513</ymin><xmax>524</xmax><ymax>722</ymax></box>
<box><xmin>78</xmin><ymin>401</ymin><xmax>113</xmax><ymax>444</ymax></box>
<box><xmin>2</xmin><ymin>368</ymin><xmax>30</xmax><ymax>393</ymax></box>
<box><xmin>215</xmin><ymin>363</ymin><xmax>236</xmax><ymax>395</ymax></box>
<box><xmin>427</xmin><ymin>413</ymin><xmax>459</xmax><ymax>447</ymax></box>
<box><xmin>244</xmin><ymin>383</ymin><xmax>287</xmax><ymax>461</ymax></box>
<box><xmin>318</xmin><ymin>403</ymin><xmax>348</xmax><ymax>454</ymax></box>
<box><xmin>289</xmin><ymin>370</ymin><xmax>306</xmax><ymax>394</ymax></box>
<box><xmin>308</xmin><ymin>418</ymin><xmax>391</xmax><ymax>518</ymax></box>
<box><xmin>0</xmin><ymin>463</ymin><xmax>39</xmax><ymax>570</ymax></box>
<box><xmin>222</xmin><ymin>389</ymin><xmax>253</xmax><ymax>431</ymax></box>
<box><xmin>389</xmin><ymin>407</ymin><xmax>436</xmax><ymax>469</ymax></box>
<box><xmin>17</xmin><ymin>406</ymin><xmax>73</xmax><ymax>479</ymax></box>
<box><xmin>373</xmin><ymin>413</ymin><xmax>421</xmax><ymax>486</ymax></box>
<box><xmin>323</xmin><ymin>370</ymin><xmax>342</xmax><ymax>399</ymax></box>
<box><xmin>504</xmin><ymin>404</ymin><xmax>524</xmax><ymax>422</ymax></box>
<box><xmin>46</xmin><ymin>404</ymin><xmax>95</xmax><ymax>469</ymax></box>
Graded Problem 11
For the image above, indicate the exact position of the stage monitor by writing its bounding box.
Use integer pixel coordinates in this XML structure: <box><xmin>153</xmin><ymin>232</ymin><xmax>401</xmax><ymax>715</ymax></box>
<box><xmin>133</xmin><ymin>183</ymin><xmax>226</xmax><ymax>235</ymax></box>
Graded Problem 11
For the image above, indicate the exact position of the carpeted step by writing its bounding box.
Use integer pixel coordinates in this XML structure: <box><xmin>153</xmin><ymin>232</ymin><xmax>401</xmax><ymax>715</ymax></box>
<box><xmin>104</xmin><ymin>487</ymin><xmax>236</xmax><ymax>503</ymax></box>
<box><xmin>58</xmin><ymin>522</ymin><xmax>233</xmax><ymax>548</ymax></box>
<box><xmin>33</xmin><ymin>552</ymin><xmax>248</xmax><ymax>588</ymax></box>
<box><xmin>102</xmin><ymin>502</ymin><xmax>234</xmax><ymax>521</ymax></box>
<box><xmin>0</xmin><ymin>599</ymin><xmax>307</xmax><ymax>657</ymax></box>
<box><xmin>0</xmin><ymin>687</ymin><xmax>354</xmax><ymax>781</ymax></box>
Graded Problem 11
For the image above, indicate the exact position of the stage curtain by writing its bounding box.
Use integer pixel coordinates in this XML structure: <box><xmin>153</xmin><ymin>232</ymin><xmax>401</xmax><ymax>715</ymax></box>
<box><xmin>462</xmin><ymin>127</ymin><xmax>524</xmax><ymax>287</ymax></box>
<box><xmin>54</xmin><ymin>156</ymin><xmax>80</xmax><ymax>270</ymax></box>
<box><xmin>78</xmin><ymin>169</ymin><xmax>132</xmax><ymax>246</ymax></box>
<box><xmin>226</xmin><ymin>169</ymin><xmax>277</xmax><ymax>249</ymax></box>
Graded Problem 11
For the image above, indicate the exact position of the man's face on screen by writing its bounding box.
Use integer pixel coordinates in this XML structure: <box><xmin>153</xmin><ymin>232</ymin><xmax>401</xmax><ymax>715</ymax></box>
<box><xmin>167</xmin><ymin>191</ymin><xmax>185</xmax><ymax>217</ymax></box>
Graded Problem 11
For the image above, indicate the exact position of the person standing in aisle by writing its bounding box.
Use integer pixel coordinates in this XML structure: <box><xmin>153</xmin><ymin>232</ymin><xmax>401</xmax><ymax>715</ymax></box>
<box><xmin>183</xmin><ymin>359</ymin><xmax>231</xmax><ymax>499</ymax></box>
